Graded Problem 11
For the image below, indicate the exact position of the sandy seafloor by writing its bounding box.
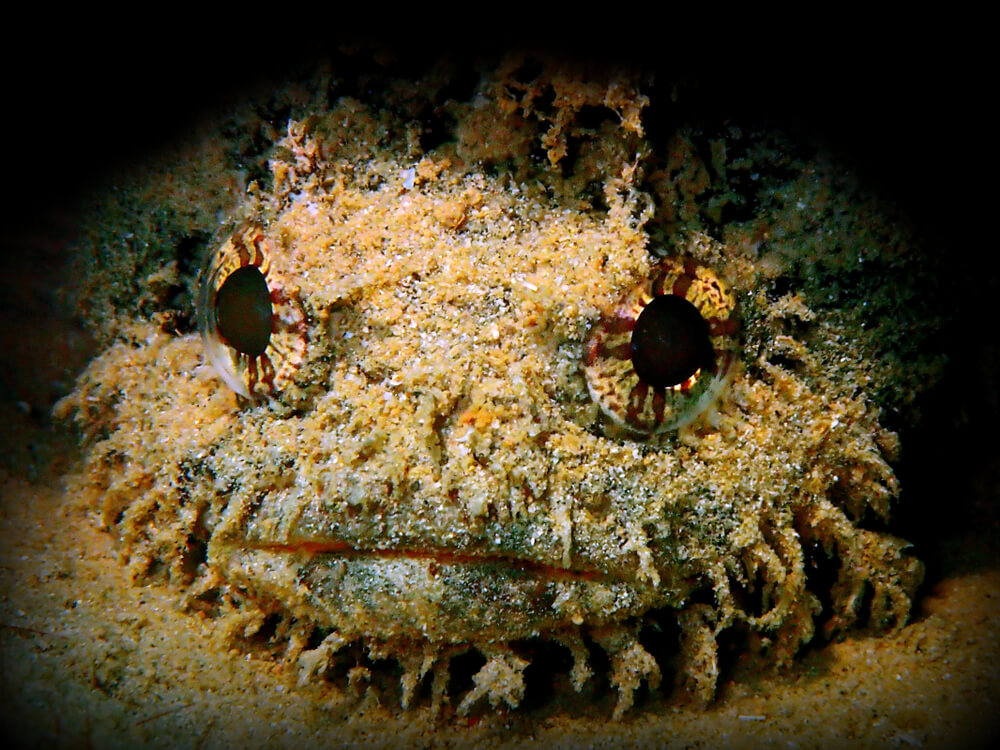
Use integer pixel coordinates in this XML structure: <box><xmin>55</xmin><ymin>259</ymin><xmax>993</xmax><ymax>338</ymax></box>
<box><xmin>1</xmin><ymin>42</ymin><xmax>999</xmax><ymax>749</ymax></box>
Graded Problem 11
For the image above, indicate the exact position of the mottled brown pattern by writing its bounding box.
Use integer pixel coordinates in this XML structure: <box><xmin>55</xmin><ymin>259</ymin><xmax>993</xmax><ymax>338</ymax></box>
<box><xmin>48</xmin><ymin>57</ymin><xmax>943</xmax><ymax>724</ymax></box>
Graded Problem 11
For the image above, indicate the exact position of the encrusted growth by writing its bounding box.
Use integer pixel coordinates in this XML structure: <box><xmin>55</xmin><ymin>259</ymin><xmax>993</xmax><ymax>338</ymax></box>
<box><xmin>55</xmin><ymin>54</ymin><xmax>936</xmax><ymax>718</ymax></box>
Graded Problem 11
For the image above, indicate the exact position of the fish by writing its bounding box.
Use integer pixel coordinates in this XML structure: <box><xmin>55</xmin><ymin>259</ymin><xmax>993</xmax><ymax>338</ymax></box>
<box><xmin>56</xmin><ymin>57</ymin><xmax>939</xmax><ymax>718</ymax></box>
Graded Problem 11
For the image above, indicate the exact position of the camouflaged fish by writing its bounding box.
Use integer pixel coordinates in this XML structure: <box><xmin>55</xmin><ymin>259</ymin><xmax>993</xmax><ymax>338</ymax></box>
<box><xmin>57</xmin><ymin>61</ymin><xmax>937</xmax><ymax>718</ymax></box>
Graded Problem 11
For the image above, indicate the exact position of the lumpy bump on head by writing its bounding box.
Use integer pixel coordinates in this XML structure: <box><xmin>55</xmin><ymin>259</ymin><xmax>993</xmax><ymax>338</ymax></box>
<box><xmin>215</xmin><ymin>265</ymin><xmax>273</xmax><ymax>358</ymax></box>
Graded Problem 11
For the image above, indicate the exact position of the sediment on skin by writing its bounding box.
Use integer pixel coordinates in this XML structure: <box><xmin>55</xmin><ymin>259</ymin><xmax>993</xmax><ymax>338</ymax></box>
<box><xmin>53</xmin><ymin>54</ymin><xmax>935</xmax><ymax>718</ymax></box>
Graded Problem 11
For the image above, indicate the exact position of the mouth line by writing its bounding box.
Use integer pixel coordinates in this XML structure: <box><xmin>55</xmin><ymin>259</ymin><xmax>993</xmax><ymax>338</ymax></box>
<box><xmin>247</xmin><ymin>540</ymin><xmax>609</xmax><ymax>584</ymax></box>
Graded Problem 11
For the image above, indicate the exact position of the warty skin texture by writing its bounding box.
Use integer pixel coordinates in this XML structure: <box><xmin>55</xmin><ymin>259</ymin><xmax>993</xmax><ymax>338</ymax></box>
<box><xmin>56</xmin><ymin>63</ymin><xmax>934</xmax><ymax>717</ymax></box>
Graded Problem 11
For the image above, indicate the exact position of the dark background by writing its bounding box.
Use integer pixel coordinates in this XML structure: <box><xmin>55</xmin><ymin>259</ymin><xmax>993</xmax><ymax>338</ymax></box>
<box><xmin>0</xmin><ymin>22</ymin><xmax>996</xmax><ymax>747</ymax></box>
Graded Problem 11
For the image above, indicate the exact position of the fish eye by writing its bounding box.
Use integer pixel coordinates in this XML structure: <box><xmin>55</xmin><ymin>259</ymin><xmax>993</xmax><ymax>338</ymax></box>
<box><xmin>630</xmin><ymin>293</ymin><xmax>714</xmax><ymax>388</ymax></box>
<box><xmin>583</xmin><ymin>251</ymin><xmax>738</xmax><ymax>436</ymax></box>
<box><xmin>214</xmin><ymin>265</ymin><xmax>273</xmax><ymax>358</ymax></box>
<box><xmin>197</xmin><ymin>225</ymin><xmax>307</xmax><ymax>400</ymax></box>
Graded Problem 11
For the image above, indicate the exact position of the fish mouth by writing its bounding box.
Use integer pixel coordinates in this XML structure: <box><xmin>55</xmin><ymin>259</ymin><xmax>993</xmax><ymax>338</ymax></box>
<box><xmin>247</xmin><ymin>539</ymin><xmax>605</xmax><ymax>583</ymax></box>
<box><xmin>210</xmin><ymin>536</ymin><xmax>666</xmax><ymax>643</ymax></box>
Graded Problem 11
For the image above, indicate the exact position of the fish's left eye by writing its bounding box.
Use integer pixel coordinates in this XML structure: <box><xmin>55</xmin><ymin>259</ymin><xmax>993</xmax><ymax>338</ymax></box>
<box><xmin>197</xmin><ymin>225</ymin><xmax>307</xmax><ymax>400</ymax></box>
<box><xmin>583</xmin><ymin>253</ymin><xmax>739</xmax><ymax>436</ymax></box>
<box><xmin>630</xmin><ymin>293</ymin><xmax>714</xmax><ymax>388</ymax></box>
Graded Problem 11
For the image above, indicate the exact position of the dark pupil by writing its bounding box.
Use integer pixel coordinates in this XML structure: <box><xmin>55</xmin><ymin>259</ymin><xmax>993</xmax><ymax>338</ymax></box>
<box><xmin>215</xmin><ymin>265</ymin><xmax>273</xmax><ymax>358</ymax></box>
<box><xmin>630</xmin><ymin>294</ymin><xmax>713</xmax><ymax>388</ymax></box>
